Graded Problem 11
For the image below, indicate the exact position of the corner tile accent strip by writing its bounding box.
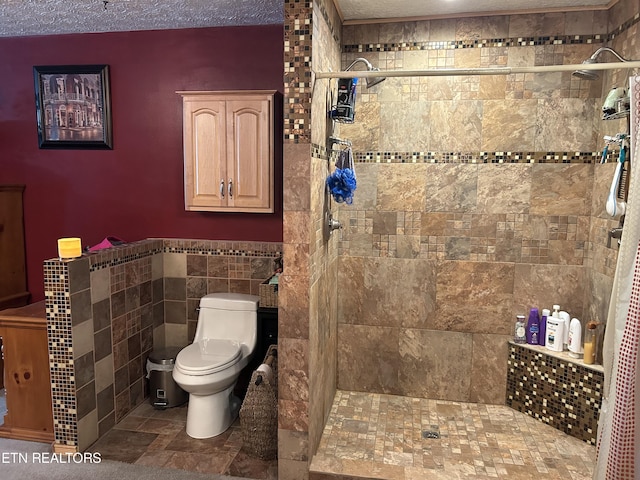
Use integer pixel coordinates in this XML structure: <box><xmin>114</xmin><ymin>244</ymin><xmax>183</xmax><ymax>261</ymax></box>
<box><xmin>506</xmin><ymin>342</ymin><xmax>603</xmax><ymax>445</ymax></box>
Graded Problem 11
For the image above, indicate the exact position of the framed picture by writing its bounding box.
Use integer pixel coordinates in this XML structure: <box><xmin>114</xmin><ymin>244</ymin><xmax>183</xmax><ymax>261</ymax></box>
<box><xmin>33</xmin><ymin>64</ymin><xmax>112</xmax><ymax>149</ymax></box>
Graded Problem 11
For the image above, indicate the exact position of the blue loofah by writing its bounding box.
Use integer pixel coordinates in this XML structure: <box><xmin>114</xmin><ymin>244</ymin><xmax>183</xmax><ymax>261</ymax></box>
<box><xmin>326</xmin><ymin>168</ymin><xmax>357</xmax><ymax>204</ymax></box>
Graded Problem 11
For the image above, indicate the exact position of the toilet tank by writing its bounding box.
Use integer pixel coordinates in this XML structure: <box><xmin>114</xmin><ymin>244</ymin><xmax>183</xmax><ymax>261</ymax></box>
<box><xmin>194</xmin><ymin>293</ymin><xmax>259</xmax><ymax>353</ymax></box>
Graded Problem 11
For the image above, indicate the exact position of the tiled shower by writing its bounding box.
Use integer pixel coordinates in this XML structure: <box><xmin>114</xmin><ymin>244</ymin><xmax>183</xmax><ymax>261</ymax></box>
<box><xmin>281</xmin><ymin>0</ymin><xmax>637</xmax><ymax>478</ymax></box>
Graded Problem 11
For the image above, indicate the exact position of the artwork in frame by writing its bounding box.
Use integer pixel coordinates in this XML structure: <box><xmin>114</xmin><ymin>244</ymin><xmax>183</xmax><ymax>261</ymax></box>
<box><xmin>33</xmin><ymin>64</ymin><xmax>112</xmax><ymax>149</ymax></box>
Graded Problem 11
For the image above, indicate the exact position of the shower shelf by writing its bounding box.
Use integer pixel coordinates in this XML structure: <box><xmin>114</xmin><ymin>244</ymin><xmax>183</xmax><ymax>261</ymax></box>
<box><xmin>603</xmin><ymin>110</ymin><xmax>630</xmax><ymax>121</ymax></box>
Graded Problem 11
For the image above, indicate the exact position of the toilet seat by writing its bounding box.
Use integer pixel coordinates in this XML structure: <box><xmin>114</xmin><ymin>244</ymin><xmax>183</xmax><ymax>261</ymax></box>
<box><xmin>176</xmin><ymin>339</ymin><xmax>242</xmax><ymax>375</ymax></box>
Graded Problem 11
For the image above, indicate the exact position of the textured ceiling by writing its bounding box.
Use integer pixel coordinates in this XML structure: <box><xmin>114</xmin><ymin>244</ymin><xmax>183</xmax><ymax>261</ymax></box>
<box><xmin>0</xmin><ymin>0</ymin><xmax>613</xmax><ymax>37</ymax></box>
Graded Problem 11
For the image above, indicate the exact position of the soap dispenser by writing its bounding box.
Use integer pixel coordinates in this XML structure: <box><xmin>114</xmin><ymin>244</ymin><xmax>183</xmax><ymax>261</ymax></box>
<box><xmin>568</xmin><ymin>318</ymin><xmax>583</xmax><ymax>358</ymax></box>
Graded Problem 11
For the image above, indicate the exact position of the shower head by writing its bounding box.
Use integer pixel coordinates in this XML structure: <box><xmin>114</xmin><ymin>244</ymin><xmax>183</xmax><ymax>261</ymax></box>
<box><xmin>572</xmin><ymin>47</ymin><xmax>631</xmax><ymax>80</ymax></box>
<box><xmin>345</xmin><ymin>58</ymin><xmax>386</xmax><ymax>88</ymax></box>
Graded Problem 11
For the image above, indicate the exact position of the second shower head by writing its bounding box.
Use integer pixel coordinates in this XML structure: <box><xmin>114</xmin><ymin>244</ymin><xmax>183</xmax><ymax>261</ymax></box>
<box><xmin>572</xmin><ymin>47</ymin><xmax>630</xmax><ymax>80</ymax></box>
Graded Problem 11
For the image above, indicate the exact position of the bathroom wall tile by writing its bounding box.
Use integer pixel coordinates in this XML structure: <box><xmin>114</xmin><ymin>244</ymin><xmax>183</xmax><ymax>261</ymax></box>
<box><xmin>339</xmin><ymin>101</ymin><xmax>381</xmax><ymax>151</ymax></box>
<box><xmin>164</xmin><ymin>323</ymin><xmax>188</xmax><ymax>347</ymax></box>
<box><xmin>151</xmin><ymin>252</ymin><xmax>163</xmax><ymax>281</ymax></box>
<box><xmin>398</xmin><ymin>329</ymin><xmax>472</xmax><ymax>401</ymax></box>
<box><xmin>481</xmin><ymin>100</ymin><xmax>537</xmax><ymax>151</ymax></box>
<box><xmin>425</xmin><ymin>164</ymin><xmax>478</xmax><ymax>213</ymax></box>
<box><xmin>165</xmin><ymin>300</ymin><xmax>186</xmax><ymax>324</ymax></box>
<box><xmin>114</xmin><ymin>366</ymin><xmax>129</xmax><ymax>396</ymax></box>
<box><xmin>186</xmin><ymin>254</ymin><xmax>207</xmax><ymax>276</ymax></box>
<box><xmin>508</xmin><ymin>14</ymin><xmax>544</xmax><ymax>37</ymax></box>
<box><xmin>445</xmin><ymin>237</ymin><xmax>471</xmax><ymax>260</ymax></box>
<box><xmin>278</xmin><ymin>429</ymin><xmax>309</xmax><ymax>461</ymax></box>
<box><xmin>585</xmin><ymin>270</ymin><xmax>613</xmax><ymax>324</ymax></box>
<box><xmin>140</xmin><ymin>281</ymin><xmax>152</xmax><ymax>306</ymax></box>
<box><xmin>283</xmin><ymin>243</ymin><xmax>310</xmax><ymax>278</ymax></box>
<box><xmin>430</xmin><ymin>17</ymin><xmax>456</xmax><ymax>41</ymax></box>
<box><xmin>98</xmin><ymin>412</ymin><xmax>116</xmax><ymax>439</ymax></box>
<box><xmin>129</xmin><ymin>378</ymin><xmax>144</xmax><ymax>408</ymax></box>
<box><xmin>93</xmin><ymin>298</ymin><xmax>111</xmax><ymax>332</ymax></box>
<box><xmin>454</xmin><ymin>47</ymin><xmax>481</xmax><ymax>68</ymax></box>
<box><xmin>229</xmin><ymin>279</ymin><xmax>251</xmax><ymax>294</ymax></box>
<box><xmin>207</xmin><ymin>278</ymin><xmax>229</xmax><ymax>293</ymax></box>
<box><xmin>468</xmin><ymin>333</ymin><xmax>510</xmax><ymax>404</ymax></box>
<box><xmin>420</xmin><ymin>212</ymin><xmax>450</xmax><ymax>237</ymax></box>
<box><xmin>530</xmin><ymin>164</ymin><xmax>593</xmax><ymax>216</ymax></box>
<box><xmin>372</xmin><ymin>211</ymin><xmax>397</xmax><ymax>235</ymax></box>
<box><xmin>207</xmin><ymin>255</ymin><xmax>229</xmax><ymax>278</ymax></box>
<box><xmin>377</xmin><ymin>164</ymin><xmax>427</xmax><ymax>212</ymax></box>
<box><xmin>71</xmin><ymin>289</ymin><xmax>92</xmax><ymax>326</ymax></box>
<box><xmin>477</xmin><ymin>164</ymin><xmax>532</xmax><ymax>214</ymax></box>
<box><xmin>72</xmin><ymin>319</ymin><xmax>94</xmax><ymax>359</ymax></box>
<box><xmin>348</xmin><ymin>163</ymin><xmax>378</xmax><ymax>210</ymax></box>
<box><xmin>115</xmin><ymin>390</ymin><xmax>131</xmax><ymax>423</ymax></box>
<box><xmin>91</xmin><ymin>267</ymin><xmax>111</xmax><ymax>303</ymax></box>
<box><xmin>479</xmin><ymin>74</ymin><xmax>507</xmax><ymax>100</ymax></box>
<box><xmin>128</xmin><ymin>357</ymin><xmax>143</xmax><ymax>386</ymax></box>
<box><xmin>153</xmin><ymin>324</ymin><xmax>166</xmax><ymax>350</ymax></box>
<box><xmin>77</xmin><ymin>381</ymin><xmax>96</xmax><ymax>420</ymax></box>
<box><xmin>94</xmin><ymin>354</ymin><xmax>114</xmax><ymax>393</ymax></box>
<box><xmin>337</xmin><ymin>324</ymin><xmax>400</xmax><ymax>394</ymax></box>
<box><xmin>379</xmin><ymin>102</ymin><xmax>430</xmax><ymax>151</ymax></box>
<box><xmin>279</xmin><ymin>368</ymin><xmax>310</xmax><ymax>402</ymax></box>
<box><xmin>164</xmin><ymin>277</ymin><xmax>186</xmax><ymax>301</ymax></box>
<box><xmin>152</xmin><ymin>278</ymin><xmax>163</xmax><ymax>303</ymax></box>
<box><xmin>279</xmin><ymin>274</ymin><xmax>310</xmax><ymax>339</ymax></box>
<box><xmin>186</xmin><ymin>277</ymin><xmax>207</xmax><ymax>299</ymax></box>
<box><xmin>163</xmin><ymin>253</ymin><xmax>186</xmax><ymax>277</ymax></box>
<box><xmin>279</xmin><ymin>459</ymin><xmax>310</xmax><ymax>480</ymax></box>
<box><xmin>278</xmin><ymin>399</ymin><xmax>309</xmax><ymax>432</ymax></box>
<box><xmin>592</xmin><ymin>163</ymin><xmax>617</xmax><ymax>218</ymax></box>
<box><xmin>125</xmin><ymin>261</ymin><xmax>141</xmax><ymax>288</ymax></box>
<box><xmin>128</xmin><ymin>332</ymin><xmax>142</xmax><ymax>359</ymax></box>
<box><xmin>125</xmin><ymin>285</ymin><xmax>141</xmax><ymax>312</ymax></box>
<box><xmin>284</xmin><ymin>172</ymin><xmax>312</xmax><ymax>212</ymax></box>
<box><xmin>141</xmin><ymin>326</ymin><xmax>154</xmax><ymax>355</ymax></box>
<box><xmin>513</xmin><ymin>264</ymin><xmax>586</xmax><ymax>320</ymax></box>
<box><xmin>77</xmin><ymin>408</ymin><xmax>98</xmax><ymax>452</ymax></box>
<box><xmin>111</xmin><ymin>290</ymin><xmax>126</xmax><ymax>318</ymax></box>
<box><xmin>338</xmin><ymin>257</ymin><xmax>436</xmax><ymax>329</ymax></box>
<box><xmin>97</xmin><ymin>384</ymin><xmax>115</xmax><ymax>421</ymax></box>
<box><xmin>284</xmin><ymin>211</ymin><xmax>311</xmax><ymax>245</ymax></box>
<box><xmin>396</xmin><ymin>235</ymin><xmax>420</xmax><ymax>259</ymax></box>
<box><xmin>435</xmin><ymin>260</ymin><xmax>515</xmax><ymax>334</ymax></box>
<box><xmin>186</xmin><ymin>298</ymin><xmax>199</xmax><ymax>321</ymax></box>
<box><xmin>69</xmin><ymin>258</ymin><xmax>90</xmax><ymax>293</ymax></box>
<box><xmin>140</xmin><ymin>303</ymin><xmax>153</xmax><ymax>330</ymax></box>
<box><xmin>429</xmin><ymin>100</ymin><xmax>482</xmax><ymax>151</ymax></box>
<box><xmin>535</xmin><ymin>99</ymin><xmax>597</xmax><ymax>151</ymax></box>
<box><xmin>75</xmin><ymin>351</ymin><xmax>96</xmax><ymax>390</ymax></box>
<box><xmin>112</xmin><ymin>314</ymin><xmax>127</xmax><ymax>344</ymax></box>
<box><xmin>113</xmin><ymin>340</ymin><xmax>128</xmax><ymax>370</ymax></box>
<box><xmin>94</xmin><ymin>326</ymin><xmax>112</xmax><ymax>362</ymax></box>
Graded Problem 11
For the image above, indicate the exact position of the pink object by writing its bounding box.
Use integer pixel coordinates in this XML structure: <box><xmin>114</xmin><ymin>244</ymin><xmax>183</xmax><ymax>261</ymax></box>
<box><xmin>88</xmin><ymin>236</ymin><xmax>126</xmax><ymax>252</ymax></box>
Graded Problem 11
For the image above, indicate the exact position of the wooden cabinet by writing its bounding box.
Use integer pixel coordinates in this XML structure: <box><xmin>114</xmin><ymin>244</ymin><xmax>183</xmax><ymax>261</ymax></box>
<box><xmin>0</xmin><ymin>185</ymin><xmax>30</xmax><ymax>310</ymax></box>
<box><xmin>0</xmin><ymin>301</ymin><xmax>54</xmax><ymax>442</ymax></box>
<box><xmin>177</xmin><ymin>90</ymin><xmax>275</xmax><ymax>213</ymax></box>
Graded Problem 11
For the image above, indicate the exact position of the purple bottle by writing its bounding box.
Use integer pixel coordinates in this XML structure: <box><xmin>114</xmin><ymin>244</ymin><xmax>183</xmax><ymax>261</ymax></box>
<box><xmin>539</xmin><ymin>308</ymin><xmax>549</xmax><ymax>348</ymax></box>
<box><xmin>526</xmin><ymin>308</ymin><xmax>540</xmax><ymax>345</ymax></box>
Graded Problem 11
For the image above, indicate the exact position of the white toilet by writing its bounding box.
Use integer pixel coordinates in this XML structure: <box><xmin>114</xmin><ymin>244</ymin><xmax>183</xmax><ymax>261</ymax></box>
<box><xmin>172</xmin><ymin>292</ymin><xmax>258</xmax><ymax>439</ymax></box>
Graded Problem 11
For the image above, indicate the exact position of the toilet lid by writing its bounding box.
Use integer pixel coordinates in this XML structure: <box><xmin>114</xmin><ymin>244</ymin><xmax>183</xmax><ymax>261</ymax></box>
<box><xmin>175</xmin><ymin>339</ymin><xmax>242</xmax><ymax>375</ymax></box>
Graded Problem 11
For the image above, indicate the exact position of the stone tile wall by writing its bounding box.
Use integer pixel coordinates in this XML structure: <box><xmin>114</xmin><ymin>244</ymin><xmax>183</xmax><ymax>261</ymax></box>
<box><xmin>45</xmin><ymin>238</ymin><xmax>281</xmax><ymax>452</ymax></box>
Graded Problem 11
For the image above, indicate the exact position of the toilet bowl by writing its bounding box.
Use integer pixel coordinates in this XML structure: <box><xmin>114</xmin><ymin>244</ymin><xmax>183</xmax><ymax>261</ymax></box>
<box><xmin>172</xmin><ymin>293</ymin><xmax>258</xmax><ymax>439</ymax></box>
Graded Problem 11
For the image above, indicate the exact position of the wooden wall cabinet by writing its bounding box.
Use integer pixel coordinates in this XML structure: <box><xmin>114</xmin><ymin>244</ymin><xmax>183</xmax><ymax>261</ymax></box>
<box><xmin>0</xmin><ymin>185</ymin><xmax>30</xmax><ymax>310</ymax></box>
<box><xmin>0</xmin><ymin>301</ymin><xmax>54</xmax><ymax>442</ymax></box>
<box><xmin>177</xmin><ymin>90</ymin><xmax>275</xmax><ymax>213</ymax></box>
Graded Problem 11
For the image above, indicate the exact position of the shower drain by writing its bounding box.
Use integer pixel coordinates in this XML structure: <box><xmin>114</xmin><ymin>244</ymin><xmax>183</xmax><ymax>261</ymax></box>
<box><xmin>422</xmin><ymin>429</ymin><xmax>440</xmax><ymax>439</ymax></box>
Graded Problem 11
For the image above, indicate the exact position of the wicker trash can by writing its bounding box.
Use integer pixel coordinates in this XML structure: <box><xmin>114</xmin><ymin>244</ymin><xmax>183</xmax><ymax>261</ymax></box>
<box><xmin>239</xmin><ymin>344</ymin><xmax>278</xmax><ymax>460</ymax></box>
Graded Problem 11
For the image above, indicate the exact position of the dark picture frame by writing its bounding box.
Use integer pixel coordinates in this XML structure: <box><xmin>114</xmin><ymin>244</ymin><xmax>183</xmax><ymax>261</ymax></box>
<box><xmin>33</xmin><ymin>64</ymin><xmax>112</xmax><ymax>149</ymax></box>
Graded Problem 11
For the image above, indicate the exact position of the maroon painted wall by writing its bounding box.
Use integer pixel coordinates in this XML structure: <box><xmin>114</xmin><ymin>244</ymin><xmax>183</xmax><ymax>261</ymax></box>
<box><xmin>0</xmin><ymin>25</ymin><xmax>284</xmax><ymax>302</ymax></box>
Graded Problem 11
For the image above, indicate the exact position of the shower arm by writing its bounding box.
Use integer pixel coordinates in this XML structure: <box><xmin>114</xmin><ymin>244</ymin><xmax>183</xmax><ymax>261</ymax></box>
<box><xmin>315</xmin><ymin>60</ymin><xmax>640</xmax><ymax>80</ymax></box>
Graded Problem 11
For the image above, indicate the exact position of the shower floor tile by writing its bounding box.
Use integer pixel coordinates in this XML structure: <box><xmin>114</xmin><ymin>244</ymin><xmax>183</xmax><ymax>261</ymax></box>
<box><xmin>310</xmin><ymin>390</ymin><xmax>595</xmax><ymax>480</ymax></box>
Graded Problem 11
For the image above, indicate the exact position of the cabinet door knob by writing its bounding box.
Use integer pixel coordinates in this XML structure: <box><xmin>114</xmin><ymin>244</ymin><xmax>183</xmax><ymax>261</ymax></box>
<box><xmin>228</xmin><ymin>179</ymin><xmax>233</xmax><ymax>198</ymax></box>
<box><xmin>220</xmin><ymin>179</ymin><xmax>225</xmax><ymax>198</ymax></box>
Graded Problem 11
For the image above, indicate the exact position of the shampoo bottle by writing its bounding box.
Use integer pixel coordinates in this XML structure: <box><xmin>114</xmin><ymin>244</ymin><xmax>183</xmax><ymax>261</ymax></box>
<box><xmin>559</xmin><ymin>311</ymin><xmax>571</xmax><ymax>350</ymax></box>
<box><xmin>546</xmin><ymin>316</ymin><xmax>565</xmax><ymax>352</ymax></box>
<box><xmin>526</xmin><ymin>308</ymin><xmax>540</xmax><ymax>345</ymax></box>
<box><xmin>540</xmin><ymin>308</ymin><xmax>550</xmax><ymax>348</ymax></box>
<box><xmin>568</xmin><ymin>317</ymin><xmax>583</xmax><ymax>358</ymax></box>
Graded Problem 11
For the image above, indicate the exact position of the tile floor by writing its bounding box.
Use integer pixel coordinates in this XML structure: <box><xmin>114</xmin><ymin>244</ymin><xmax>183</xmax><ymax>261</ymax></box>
<box><xmin>88</xmin><ymin>401</ymin><xmax>277</xmax><ymax>479</ymax></box>
<box><xmin>310</xmin><ymin>390</ymin><xmax>597</xmax><ymax>480</ymax></box>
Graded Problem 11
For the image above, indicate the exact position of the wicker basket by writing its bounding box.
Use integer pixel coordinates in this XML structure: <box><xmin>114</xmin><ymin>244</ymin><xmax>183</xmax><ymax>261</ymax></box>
<box><xmin>259</xmin><ymin>278</ymin><xmax>278</xmax><ymax>308</ymax></box>
<box><xmin>239</xmin><ymin>344</ymin><xmax>278</xmax><ymax>460</ymax></box>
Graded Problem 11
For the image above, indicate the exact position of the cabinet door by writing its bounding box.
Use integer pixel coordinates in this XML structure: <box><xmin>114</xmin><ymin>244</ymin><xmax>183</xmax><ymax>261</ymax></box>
<box><xmin>226</xmin><ymin>98</ymin><xmax>274</xmax><ymax>212</ymax></box>
<box><xmin>183</xmin><ymin>99</ymin><xmax>227</xmax><ymax>210</ymax></box>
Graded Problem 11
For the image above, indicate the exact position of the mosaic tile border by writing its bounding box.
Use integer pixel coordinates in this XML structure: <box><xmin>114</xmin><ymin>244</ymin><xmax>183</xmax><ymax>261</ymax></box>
<box><xmin>344</xmin><ymin>35</ymin><xmax>606</xmax><ymax>54</ymax></box>
<box><xmin>506</xmin><ymin>342</ymin><xmax>603</xmax><ymax>445</ymax></box>
<box><xmin>314</xmin><ymin>142</ymin><xmax>616</xmax><ymax>164</ymax></box>
<box><xmin>44</xmin><ymin>260</ymin><xmax>77</xmax><ymax>447</ymax></box>
<box><xmin>342</xmin><ymin>10</ymin><xmax>640</xmax><ymax>54</ymax></box>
